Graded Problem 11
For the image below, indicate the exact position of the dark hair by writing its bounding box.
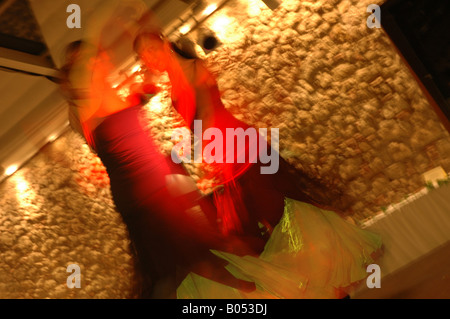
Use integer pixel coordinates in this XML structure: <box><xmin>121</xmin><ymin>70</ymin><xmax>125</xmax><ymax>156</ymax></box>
<box><xmin>65</xmin><ymin>40</ymin><xmax>84</xmax><ymax>58</ymax></box>
<box><xmin>173</xmin><ymin>36</ymin><xmax>198</xmax><ymax>59</ymax></box>
<box><xmin>59</xmin><ymin>40</ymin><xmax>95</xmax><ymax>98</ymax></box>
<box><xmin>60</xmin><ymin>40</ymin><xmax>87</xmax><ymax>81</ymax></box>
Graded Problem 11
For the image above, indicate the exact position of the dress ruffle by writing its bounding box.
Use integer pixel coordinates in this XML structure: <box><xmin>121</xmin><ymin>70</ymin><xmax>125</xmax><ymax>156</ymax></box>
<box><xmin>177</xmin><ymin>198</ymin><xmax>382</xmax><ymax>299</ymax></box>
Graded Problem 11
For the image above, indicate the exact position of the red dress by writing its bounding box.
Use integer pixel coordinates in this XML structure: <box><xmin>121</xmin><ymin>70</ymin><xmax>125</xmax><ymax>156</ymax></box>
<box><xmin>91</xmin><ymin>105</ymin><xmax>256</xmax><ymax>297</ymax></box>
<box><xmin>171</xmin><ymin>52</ymin><xmax>336</xmax><ymax>242</ymax></box>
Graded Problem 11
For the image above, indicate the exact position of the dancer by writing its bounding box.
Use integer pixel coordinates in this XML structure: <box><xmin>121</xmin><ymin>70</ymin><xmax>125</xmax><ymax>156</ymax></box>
<box><xmin>133</xmin><ymin>31</ymin><xmax>383</xmax><ymax>298</ymax></box>
<box><xmin>133</xmin><ymin>32</ymin><xmax>351</xmax><ymax>242</ymax></box>
<box><xmin>59</xmin><ymin>7</ymin><xmax>266</xmax><ymax>298</ymax></box>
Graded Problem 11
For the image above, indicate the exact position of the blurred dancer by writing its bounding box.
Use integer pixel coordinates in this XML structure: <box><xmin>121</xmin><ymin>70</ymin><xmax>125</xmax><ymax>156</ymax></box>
<box><xmin>59</xmin><ymin>4</ymin><xmax>262</xmax><ymax>298</ymax></box>
<box><xmin>134</xmin><ymin>31</ymin><xmax>383</xmax><ymax>298</ymax></box>
<box><xmin>133</xmin><ymin>32</ymin><xmax>349</xmax><ymax>242</ymax></box>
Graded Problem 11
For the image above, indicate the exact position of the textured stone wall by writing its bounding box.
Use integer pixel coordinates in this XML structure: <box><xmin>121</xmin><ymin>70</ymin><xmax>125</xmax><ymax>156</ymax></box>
<box><xmin>192</xmin><ymin>0</ymin><xmax>450</xmax><ymax>220</ymax></box>
<box><xmin>0</xmin><ymin>133</ymin><xmax>139</xmax><ymax>298</ymax></box>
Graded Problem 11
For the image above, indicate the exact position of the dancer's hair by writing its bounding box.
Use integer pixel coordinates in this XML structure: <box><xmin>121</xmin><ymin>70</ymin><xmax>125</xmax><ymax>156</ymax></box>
<box><xmin>60</xmin><ymin>41</ymin><xmax>82</xmax><ymax>80</ymax></box>
<box><xmin>59</xmin><ymin>40</ymin><xmax>97</xmax><ymax>87</ymax></box>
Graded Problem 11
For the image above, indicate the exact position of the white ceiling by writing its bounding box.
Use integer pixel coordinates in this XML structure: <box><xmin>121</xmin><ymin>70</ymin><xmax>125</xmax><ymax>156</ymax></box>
<box><xmin>0</xmin><ymin>0</ymin><xmax>195</xmax><ymax>182</ymax></box>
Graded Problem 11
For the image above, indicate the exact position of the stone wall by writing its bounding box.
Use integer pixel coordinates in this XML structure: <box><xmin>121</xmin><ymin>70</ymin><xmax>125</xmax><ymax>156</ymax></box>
<box><xmin>191</xmin><ymin>0</ymin><xmax>450</xmax><ymax>221</ymax></box>
<box><xmin>0</xmin><ymin>133</ymin><xmax>139</xmax><ymax>298</ymax></box>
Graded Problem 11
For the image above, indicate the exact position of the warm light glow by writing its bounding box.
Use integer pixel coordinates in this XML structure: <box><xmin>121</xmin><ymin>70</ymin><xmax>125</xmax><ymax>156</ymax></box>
<box><xmin>131</xmin><ymin>64</ymin><xmax>141</xmax><ymax>73</ymax></box>
<box><xmin>48</xmin><ymin>134</ymin><xmax>58</xmax><ymax>143</ymax></box>
<box><xmin>5</xmin><ymin>165</ymin><xmax>18</xmax><ymax>176</ymax></box>
<box><xmin>211</xmin><ymin>15</ymin><xmax>231</xmax><ymax>32</ymax></box>
<box><xmin>207</xmin><ymin>12</ymin><xmax>241</xmax><ymax>45</ymax></box>
<box><xmin>203</xmin><ymin>3</ymin><xmax>218</xmax><ymax>16</ymax></box>
<box><xmin>16</xmin><ymin>179</ymin><xmax>28</xmax><ymax>193</ymax></box>
<box><xmin>13</xmin><ymin>173</ymin><xmax>41</xmax><ymax>219</ymax></box>
<box><xmin>247</xmin><ymin>0</ymin><xmax>264</xmax><ymax>16</ymax></box>
<box><xmin>179</xmin><ymin>24</ymin><xmax>191</xmax><ymax>35</ymax></box>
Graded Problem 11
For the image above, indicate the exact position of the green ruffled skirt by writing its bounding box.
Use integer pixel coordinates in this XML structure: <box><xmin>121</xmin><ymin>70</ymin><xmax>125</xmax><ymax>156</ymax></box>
<box><xmin>177</xmin><ymin>198</ymin><xmax>382</xmax><ymax>299</ymax></box>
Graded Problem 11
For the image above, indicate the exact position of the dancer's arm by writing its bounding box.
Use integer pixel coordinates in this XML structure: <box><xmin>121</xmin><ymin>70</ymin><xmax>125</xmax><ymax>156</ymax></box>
<box><xmin>164</xmin><ymin>42</ymin><xmax>197</xmax><ymax>129</ymax></box>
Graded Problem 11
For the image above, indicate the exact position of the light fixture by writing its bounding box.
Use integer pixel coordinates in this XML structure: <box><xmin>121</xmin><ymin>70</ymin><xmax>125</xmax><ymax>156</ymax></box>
<box><xmin>202</xmin><ymin>3</ymin><xmax>218</xmax><ymax>16</ymax></box>
<box><xmin>48</xmin><ymin>134</ymin><xmax>58</xmax><ymax>143</ymax></box>
<box><xmin>179</xmin><ymin>24</ymin><xmax>192</xmax><ymax>35</ymax></box>
<box><xmin>5</xmin><ymin>165</ymin><xmax>18</xmax><ymax>176</ymax></box>
<box><xmin>167</xmin><ymin>0</ymin><xmax>223</xmax><ymax>39</ymax></box>
<box><xmin>191</xmin><ymin>0</ymin><xmax>207</xmax><ymax>15</ymax></box>
<box><xmin>131</xmin><ymin>64</ymin><xmax>141</xmax><ymax>73</ymax></box>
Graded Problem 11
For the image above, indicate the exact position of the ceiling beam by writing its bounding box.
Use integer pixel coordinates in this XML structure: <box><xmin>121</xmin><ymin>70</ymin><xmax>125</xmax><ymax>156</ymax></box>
<box><xmin>0</xmin><ymin>46</ymin><xmax>59</xmax><ymax>78</ymax></box>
